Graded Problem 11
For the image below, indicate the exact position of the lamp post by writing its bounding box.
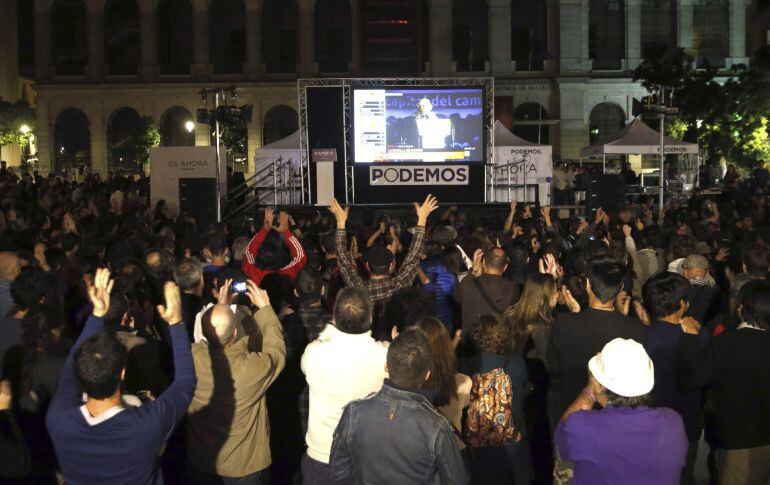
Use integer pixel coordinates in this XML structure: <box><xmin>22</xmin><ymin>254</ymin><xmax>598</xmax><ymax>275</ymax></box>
<box><xmin>643</xmin><ymin>85</ymin><xmax>678</xmax><ymax>224</ymax></box>
<box><xmin>184</xmin><ymin>121</ymin><xmax>195</xmax><ymax>133</ymax></box>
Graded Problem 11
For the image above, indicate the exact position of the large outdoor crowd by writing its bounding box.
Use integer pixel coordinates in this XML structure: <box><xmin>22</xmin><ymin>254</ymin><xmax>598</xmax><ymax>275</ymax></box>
<box><xmin>0</xmin><ymin>159</ymin><xmax>768</xmax><ymax>485</ymax></box>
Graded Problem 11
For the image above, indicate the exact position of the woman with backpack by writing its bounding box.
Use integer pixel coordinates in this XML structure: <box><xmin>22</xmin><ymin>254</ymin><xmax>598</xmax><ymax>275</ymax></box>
<box><xmin>461</xmin><ymin>313</ymin><xmax>532</xmax><ymax>484</ymax></box>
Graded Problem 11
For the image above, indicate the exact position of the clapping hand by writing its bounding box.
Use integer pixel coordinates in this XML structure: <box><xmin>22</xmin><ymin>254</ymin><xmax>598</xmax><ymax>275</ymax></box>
<box><xmin>263</xmin><ymin>207</ymin><xmax>275</xmax><ymax>229</ymax></box>
<box><xmin>472</xmin><ymin>249</ymin><xmax>483</xmax><ymax>278</ymax></box>
<box><xmin>87</xmin><ymin>268</ymin><xmax>114</xmax><ymax>318</ymax></box>
<box><xmin>218</xmin><ymin>279</ymin><xmax>233</xmax><ymax>305</ymax></box>
<box><xmin>277</xmin><ymin>211</ymin><xmax>290</xmax><ymax>233</ymax></box>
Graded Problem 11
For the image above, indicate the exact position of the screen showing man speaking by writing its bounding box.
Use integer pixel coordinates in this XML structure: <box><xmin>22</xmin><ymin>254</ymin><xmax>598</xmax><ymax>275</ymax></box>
<box><xmin>353</xmin><ymin>88</ymin><xmax>484</xmax><ymax>163</ymax></box>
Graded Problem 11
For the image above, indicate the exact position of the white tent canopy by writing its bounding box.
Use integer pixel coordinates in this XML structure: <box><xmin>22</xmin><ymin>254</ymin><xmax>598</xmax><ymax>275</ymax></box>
<box><xmin>580</xmin><ymin>117</ymin><xmax>698</xmax><ymax>157</ymax></box>
<box><xmin>493</xmin><ymin>120</ymin><xmax>553</xmax><ymax>203</ymax></box>
<box><xmin>254</xmin><ymin>130</ymin><xmax>301</xmax><ymax>173</ymax></box>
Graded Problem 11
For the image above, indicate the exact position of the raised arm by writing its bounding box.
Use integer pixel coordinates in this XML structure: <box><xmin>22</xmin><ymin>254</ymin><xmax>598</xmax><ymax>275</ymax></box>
<box><xmin>393</xmin><ymin>195</ymin><xmax>438</xmax><ymax>289</ymax></box>
<box><xmin>329</xmin><ymin>199</ymin><xmax>366</xmax><ymax>289</ymax></box>
<box><xmin>242</xmin><ymin>281</ymin><xmax>286</xmax><ymax>395</ymax></box>
<box><xmin>146</xmin><ymin>282</ymin><xmax>196</xmax><ymax>439</ymax></box>
<box><xmin>242</xmin><ymin>208</ymin><xmax>274</xmax><ymax>280</ymax></box>
<box><xmin>677</xmin><ymin>320</ymin><xmax>718</xmax><ymax>393</ymax></box>
<box><xmin>48</xmin><ymin>268</ymin><xmax>113</xmax><ymax>414</ymax></box>
<box><xmin>277</xmin><ymin>211</ymin><xmax>307</xmax><ymax>280</ymax></box>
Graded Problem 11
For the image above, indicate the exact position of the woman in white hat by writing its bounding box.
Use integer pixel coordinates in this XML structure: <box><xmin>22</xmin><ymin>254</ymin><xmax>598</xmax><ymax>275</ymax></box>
<box><xmin>555</xmin><ymin>338</ymin><xmax>688</xmax><ymax>485</ymax></box>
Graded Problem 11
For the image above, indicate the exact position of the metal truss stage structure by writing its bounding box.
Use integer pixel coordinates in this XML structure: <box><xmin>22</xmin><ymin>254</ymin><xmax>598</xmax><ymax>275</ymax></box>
<box><xmin>297</xmin><ymin>77</ymin><xmax>495</xmax><ymax>205</ymax></box>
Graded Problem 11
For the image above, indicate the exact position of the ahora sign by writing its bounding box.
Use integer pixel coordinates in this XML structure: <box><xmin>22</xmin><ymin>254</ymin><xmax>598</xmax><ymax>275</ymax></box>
<box><xmin>370</xmin><ymin>165</ymin><xmax>469</xmax><ymax>186</ymax></box>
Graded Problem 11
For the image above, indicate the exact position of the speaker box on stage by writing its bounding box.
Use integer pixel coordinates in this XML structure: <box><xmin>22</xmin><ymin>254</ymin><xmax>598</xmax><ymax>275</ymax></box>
<box><xmin>588</xmin><ymin>174</ymin><xmax>626</xmax><ymax>214</ymax></box>
<box><xmin>179</xmin><ymin>178</ymin><xmax>217</xmax><ymax>227</ymax></box>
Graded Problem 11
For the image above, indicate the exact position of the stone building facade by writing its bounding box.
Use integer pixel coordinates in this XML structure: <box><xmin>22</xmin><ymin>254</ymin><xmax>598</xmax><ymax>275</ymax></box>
<box><xmin>28</xmin><ymin>0</ymin><xmax>752</xmax><ymax>175</ymax></box>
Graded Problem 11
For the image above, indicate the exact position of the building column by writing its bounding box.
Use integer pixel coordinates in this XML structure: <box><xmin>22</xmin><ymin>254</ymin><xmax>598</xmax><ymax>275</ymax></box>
<box><xmin>677</xmin><ymin>0</ymin><xmax>694</xmax><ymax>52</ymax></box>
<box><xmin>89</xmin><ymin>107</ymin><xmax>108</xmax><ymax>176</ymax></box>
<box><xmin>86</xmin><ymin>0</ymin><xmax>106</xmax><ymax>81</ymax></box>
<box><xmin>36</xmin><ymin>100</ymin><xmax>53</xmax><ymax>175</ymax></box>
<box><xmin>349</xmin><ymin>0</ymin><xmax>361</xmax><ymax>74</ymax></box>
<box><xmin>625</xmin><ymin>0</ymin><xmax>642</xmax><ymax>69</ymax></box>
<box><xmin>727</xmin><ymin>0</ymin><xmax>749</xmax><ymax>68</ymax></box>
<box><xmin>559</xmin><ymin>0</ymin><xmax>590</xmax><ymax>73</ymax></box>
<box><xmin>558</xmin><ymin>82</ymin><xmax>588</xmax><ymax>159</ymax></box>
<box><xmin>489</xmin><ymin>0</ymin><xmax>514</xmax><ymax>75</ymax></box>
<box><xmin>427</xmin><ymin>0</ymin><xmax>454</xmax><ymax>75</ymax></box>
<box><xmin>244</xmin><ymin>3</ymin><xmax>264</xmax><ymax>78</ymax></box>
<box><xmin>192</xmin><ymin>0</ymin><xmax>210</xmax><ymax>79</ymax></box>
<box><xmin>297</xmin><ymin>0</ymin><xmax>318</xmax><ymax>76</ymax></box>
<box><xmin>0</xmin><ymin>0</ymin><xmax>19</xmax><ymax>101</ymax></box>
<box><xmin>139</xmin><ymin>0</ymin><xmax>160</xmax><ymax>80</ymax></box>
<box><xmin>34</xmin><ymin>0</ymin><xmax>52</xmax><ymax>81</ymax></box>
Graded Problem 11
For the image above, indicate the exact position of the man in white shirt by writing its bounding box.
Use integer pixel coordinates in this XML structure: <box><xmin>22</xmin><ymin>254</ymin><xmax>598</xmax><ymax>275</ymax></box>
<box><xmin>301</xmin><ymin>288</ymin><xmax>388</xmax><ymax>484</ymax></box>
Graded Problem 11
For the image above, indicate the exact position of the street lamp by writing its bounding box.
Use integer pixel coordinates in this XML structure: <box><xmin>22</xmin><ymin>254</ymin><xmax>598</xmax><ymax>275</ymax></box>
<box><xmin>185</xmin><ymin>121</ymin><xmax>195</xmax><ymax>133</ymax></box>
<box><xmin>19</xmin><ymin>125</ymin><xmax>30</xmax><ymax>134</ymax></box>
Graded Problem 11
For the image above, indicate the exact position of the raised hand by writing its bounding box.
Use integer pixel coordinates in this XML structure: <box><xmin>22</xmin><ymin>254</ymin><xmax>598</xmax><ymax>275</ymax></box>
<box><xmin>680</xmin><ymin>316</ymin><xmax>702</xmax><ymax>335</ymax></box>
<box><xmin>509</xmin><ymin>200</ymin><xmax>517</xmax><ymax>214</ymax></box>
<box><xmin>472</xmin><ymin>249</ymin><xmax>483</xmax><ymax>277</ymax></box>
<box><xmin>329</xmin><ymin>198</ymin><xmax>350</xmax><ymax>229</ymax></box>
<box><xmin>561</xmin><ymin>286</ymin><xmax>581</xmax><ymax>314</ymax></box>
<box><xmin>622</xmin><ymin>224</ymin><xmax>633</xmax><ymax>238</ymax></box>
<box><xmin>512</xmin><ymin>224</ymin><xmax>524</xmax><ymax>238</ymax></box>
<box><xmin>715</xmin><ymin>247</ymin><xmax>730</xmax><ymax>262</ymax></box>
<box><xmin>614</xmin><ymin>291</ymin><xmax>631</xmax><ymax>316</ymax></box>
<box><xmin>247</xmin><ymin>280</ymin><xmax>271</xmax><ymax>309</ymax></box>
<box><xmin>63</xmin><ymin>212</ymin><xmax>78</xmax><ymax>234</ymax></box>
<box><xmin>263</xmin><ymin>207</ymin><xmax>275</xmax><ymax>229</ymax></box>
<box><xmin>277</xmin><ymin>211</ymin><xmax>290</xmax><ymax>233</ymax></box>
<box><xmin>594</xmin><ymin>208</ymin><xmax>605</xmax><ymax>225</ymax></box>
<box><xmin>414</xmin><ymin>194</ymin><xmax>439</xmax><ymax>227</ymax></box>
<box><xmin>157</xmin><ymin>281</ymin><xmax>183</xmax><ymax>325</ymax></box>
<box><xmin>218</xmin><ymin>279</ymin><xmax>233</xmax><ymax>304</ymax></box>
<box><xmin>633</xmin><ymin>299</ymin><xmax>650</xmax><ymax>326</ymax></box>
<box><xmin>87</xmin><ymin>267</ymin><xmax>114</xmax><ymax>318</ymax></box>
<box><xmin>576</xmin><ymin>219</ymin><xmax>589</xmax><ymax>236</ymax></box>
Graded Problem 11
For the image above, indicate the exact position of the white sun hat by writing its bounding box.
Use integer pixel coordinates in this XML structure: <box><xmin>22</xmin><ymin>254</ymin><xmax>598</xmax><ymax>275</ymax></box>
<box><xmin>588</xmin><ymin>338</ymin><xmax>655</xmax><ymax>398</ymax></box>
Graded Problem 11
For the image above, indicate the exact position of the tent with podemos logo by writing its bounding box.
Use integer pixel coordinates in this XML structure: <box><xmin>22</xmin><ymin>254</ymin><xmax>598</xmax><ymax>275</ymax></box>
<box><xmin>580</xmin><ymin>117</ymin><xmax>698</xmax><ymax>157</ymax></box>
<box><xmin>492</xmin><ymin>120</ymin><xmax>553</xmax><ymax>204</ymax></box>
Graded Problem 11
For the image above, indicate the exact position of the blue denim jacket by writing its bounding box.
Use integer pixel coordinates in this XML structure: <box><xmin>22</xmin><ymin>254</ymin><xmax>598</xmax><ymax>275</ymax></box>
<box><xmin>330</xmin><ymin>381</ymin><xmax>469</xmax><ymax>484</ymax></box>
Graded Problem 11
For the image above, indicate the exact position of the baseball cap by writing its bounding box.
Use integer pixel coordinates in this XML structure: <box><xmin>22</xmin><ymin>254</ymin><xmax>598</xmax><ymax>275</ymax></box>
<box><xmin>683</xmin><ymin>254</ymin><xmax>709</xmax><ymax>271</ymax></box>
<box><xmin>364</xmin><ymin>246</ymin><xmax>394</xmax><ymax>268</ymax></box>
<box><xmin>588</xmin><ymin>338</ymin><xmax>654</xmax><ymax>397</ymax></box>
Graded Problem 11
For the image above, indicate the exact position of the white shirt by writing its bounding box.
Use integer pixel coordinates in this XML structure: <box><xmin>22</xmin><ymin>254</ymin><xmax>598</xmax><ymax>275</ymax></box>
<box><xmin>301</xmin><ymin>324</ymin><xmax>388</xmax><ymax>463</ymax></box>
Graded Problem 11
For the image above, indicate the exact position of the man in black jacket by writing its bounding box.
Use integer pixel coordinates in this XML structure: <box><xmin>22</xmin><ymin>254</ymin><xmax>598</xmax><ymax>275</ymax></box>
<box><xmin>547</xmin><ymin>255</ymin><xmax>647</xmax><ymax>430</ymax></box>
<box><xmin>679</xmin><ymin>280</ymin><xmax>770</xmax><ymax>484</ymax></box>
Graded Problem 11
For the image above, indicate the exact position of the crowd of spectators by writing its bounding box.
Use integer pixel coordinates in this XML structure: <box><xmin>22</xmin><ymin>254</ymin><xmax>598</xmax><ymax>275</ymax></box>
<box><xmin>0</xmin><ymin>161</ymin><xmax>768</xmax><ymax>485</ymax></box>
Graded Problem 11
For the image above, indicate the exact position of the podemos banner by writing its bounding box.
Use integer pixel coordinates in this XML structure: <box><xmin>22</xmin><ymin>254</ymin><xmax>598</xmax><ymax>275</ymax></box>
<box><xmin>369</xmin><ymin>165</ymin><xmax>469</xmax><ymax>186</ymax></box>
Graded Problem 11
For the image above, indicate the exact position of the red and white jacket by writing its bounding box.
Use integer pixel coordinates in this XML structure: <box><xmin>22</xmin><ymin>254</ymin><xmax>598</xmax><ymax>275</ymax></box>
<box><xmin>242</xmin><ymin>228</ymin><xmax>307</xmax><ymax>285</ymax></box>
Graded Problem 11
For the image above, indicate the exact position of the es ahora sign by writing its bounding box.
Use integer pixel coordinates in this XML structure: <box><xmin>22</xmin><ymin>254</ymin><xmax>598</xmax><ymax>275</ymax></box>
<box><xmin>370</xmin><ymin>165</ymin><xmax>469</xmax><ymax>186</ymax></box>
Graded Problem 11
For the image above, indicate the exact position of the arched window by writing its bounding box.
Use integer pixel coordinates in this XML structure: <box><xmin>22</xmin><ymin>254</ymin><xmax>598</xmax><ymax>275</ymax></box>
<box><xmin>263</xmin><ymin>105</ymin><xmax>298</xmax><ymax>146</ymax></box>
<box><xmin>452</xmin><ymin>0</ymin><xmax>488</xmax><ymax>72</ymax></box>
<box><xmin>263</xmin><ymin>0</ymin><xmax>298</xmax><ymax>74</ymax></box>
<box><xmin>589</xmin><ymin>0</ymin><xmax>625</xmax><ymax>70</ymax></box>
<box><xmin>511</xmin><ymin>0</ymin><xmax>548</xmax><ymax>71</ymax></box>
<box><xmin>589</xmin><ymin>103</ymin><xmax>626</xmax><ymax>145</ymax></box>
<box><xmin>51</xmin><ymin>0</ymin><xmax>88</xmax><ymax>75</ymax></box>
<box><xmin>107</xmin><ymin>107</ymin><xmax>142</xmax><ymax>172</ymax></box>
<box><xmin>209</xmin><ymin>0</ymin><xmax>246</xmax><ymax>74</ymax></box>
<box><xmin>158</xmin><ymin>0</ymin><xmax>193</xmax><ymax>75</ymax></box>
<box><xmin>641</xmin><ymin>0</ymin><xmax>677</xmax><ymax>57</ymax></box>
<box><xmin>104</xmin><ymin>0</ymin><xmax>140</xmax><ymax>75</ymax></box>
<box><xmin>54</xmin><ymin>108</ymin><xmax>90</xmax><ymax>172</ymax></box>
<box><xmin>693</xmin><ymin>0</ymin><xmax>729</xmax><ymax>68</ymax></box>
<box><xmin>160</xmin><ymin>107</ymin><xmax>196</xmax><ymax>147</ymax></box>
<box><xmin>513</xmin><ymin>103</ymin><xmax>549</xmax><ymax>144</ymax></box>
<box><xmin>315</xmin><ymin>0</ymin><xmax>351</xmax><ymax>73</ymax></box>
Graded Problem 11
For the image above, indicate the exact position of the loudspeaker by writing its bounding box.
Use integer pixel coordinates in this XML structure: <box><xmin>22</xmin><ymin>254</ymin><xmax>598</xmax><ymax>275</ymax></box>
<box><xmin>179</xmin><ymin>178</ymin><xmax>217</xmax><ymax>227</ymax></box>
<box><xmin>588</xmin><ymin>174</ymin><xmax>626</xmax><ymax>213</ymax></box>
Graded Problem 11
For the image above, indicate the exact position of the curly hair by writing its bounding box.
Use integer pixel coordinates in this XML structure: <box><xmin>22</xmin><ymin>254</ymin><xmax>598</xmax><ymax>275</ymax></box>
<box><xmin>471</xmin><ymin>313</ymin><xmax>513</xmax><ymax>354</ymax></box>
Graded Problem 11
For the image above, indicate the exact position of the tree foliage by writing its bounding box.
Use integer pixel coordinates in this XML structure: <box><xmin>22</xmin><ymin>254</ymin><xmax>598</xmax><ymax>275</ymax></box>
<box><xmin>632</xmin><ymin>47</ymin><xmax>770</xmax><ymax>167</ymax></box>
<box><xmin>135</xmin><ymin>116</ymin><xmax>160</xmax><ymax>165</ymax></box>
<box><xmin>0</xmin><ymin>99</ymin><xmax>36</xmax><ymax>147</ymax></box>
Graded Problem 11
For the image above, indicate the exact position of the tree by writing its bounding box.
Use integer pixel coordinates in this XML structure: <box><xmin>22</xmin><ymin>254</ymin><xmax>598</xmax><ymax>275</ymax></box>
<box><xmin>135</xmin><ymin>116</ymin><xmax>160</xmax><ymax>166</ymax></box>
<box><xmin>0</xmin><ymin>99</ymin><xmax>35</xmax><ymax>148</ymax></box>
<box><xmin>632</xmin><ymin>47</ymin><xmax>770</xmax><ymax>167</ymax></box>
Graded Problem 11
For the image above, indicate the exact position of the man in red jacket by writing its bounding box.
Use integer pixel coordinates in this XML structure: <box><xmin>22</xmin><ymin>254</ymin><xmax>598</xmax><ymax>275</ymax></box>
<box><xmin>242</xmin><ymin>208</ymin><xmax>307</xmax><ymax>285</ymax></box>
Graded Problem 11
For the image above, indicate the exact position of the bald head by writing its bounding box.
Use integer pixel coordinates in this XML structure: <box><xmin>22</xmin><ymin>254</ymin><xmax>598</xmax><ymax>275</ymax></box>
<box><xmin>482</xmin><ymin>248</ymin><xmax>509</xmax><ymax>275</ymax></box>
<box><xmin>0</xmin><ymin>252</ymin><xmax>21</xmax><ymax>281</ymax></box>
<box><xmin>202</xmin><ymin>304</ymin><xmax>237</xmax><ymax>345</ymax></box>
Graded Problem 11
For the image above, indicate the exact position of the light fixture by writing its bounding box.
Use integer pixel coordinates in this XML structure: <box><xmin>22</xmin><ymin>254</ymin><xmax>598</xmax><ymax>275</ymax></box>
<box><xmin>20</xmin><ymin>124</ymin><xmax>30</xmax><ymax>134</ymax></box>
<box><xmin>185</xmin><ymin>120</ymin><xmax>195</xmax><ymax>133</ymax></box>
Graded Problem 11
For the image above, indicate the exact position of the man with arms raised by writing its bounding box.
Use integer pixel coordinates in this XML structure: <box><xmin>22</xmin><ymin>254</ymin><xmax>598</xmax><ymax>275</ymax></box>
<box><xmin>46</xmin><ymin>269</ymin><xmax>195</xmax><ymax>484</ymax></box>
